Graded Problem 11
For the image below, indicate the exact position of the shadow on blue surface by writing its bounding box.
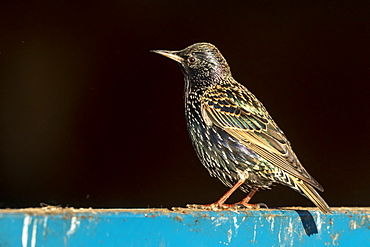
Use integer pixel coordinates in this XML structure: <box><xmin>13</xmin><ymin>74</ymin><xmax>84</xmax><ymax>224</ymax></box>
<box><xmin>295</xmin><ymin>210</ymin><xmax>318</xmax><ymax>236</ymax></box>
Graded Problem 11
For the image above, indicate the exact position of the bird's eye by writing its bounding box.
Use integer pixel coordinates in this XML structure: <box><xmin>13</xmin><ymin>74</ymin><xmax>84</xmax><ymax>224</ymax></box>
<box><xmin>188</xmin><ymin>56</ymin><xmax>196</xmax><ymax>63</ymax></box>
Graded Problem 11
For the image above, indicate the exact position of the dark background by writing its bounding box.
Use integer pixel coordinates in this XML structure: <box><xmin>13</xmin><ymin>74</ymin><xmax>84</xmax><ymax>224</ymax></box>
<box><xmin>0</xmin><ymin>1</ymin><xmax>369</xmax><ymax>209</ymax></box>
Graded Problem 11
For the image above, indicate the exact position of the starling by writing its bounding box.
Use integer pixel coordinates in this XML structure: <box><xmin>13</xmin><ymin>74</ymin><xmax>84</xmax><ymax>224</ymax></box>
<box><xmin>152</xmin><ymin>42</ymin><xmax>331</xmax><ymax>214</ymax></box>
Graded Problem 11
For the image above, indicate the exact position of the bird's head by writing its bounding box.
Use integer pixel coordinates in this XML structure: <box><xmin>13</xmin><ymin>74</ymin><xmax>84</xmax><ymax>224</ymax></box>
<box><xmin>152</xmin><ymin>42</ymin><xmax>231</xmax><ymax>83</ymax></box>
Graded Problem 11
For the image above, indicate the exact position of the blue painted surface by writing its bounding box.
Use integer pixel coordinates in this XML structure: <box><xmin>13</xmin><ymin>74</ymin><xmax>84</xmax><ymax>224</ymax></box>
<box><xmin>0</xmin><ymin>207</ymin><xmax>369</xmax><ymax>246</ymax></box>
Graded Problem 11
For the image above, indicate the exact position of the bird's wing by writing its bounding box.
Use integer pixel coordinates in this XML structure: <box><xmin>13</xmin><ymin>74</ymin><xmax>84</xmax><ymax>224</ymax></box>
<box><xmin>201</xmin><ymin>84</ymin><xmax>324</xmax><ymax>191</ymax></box>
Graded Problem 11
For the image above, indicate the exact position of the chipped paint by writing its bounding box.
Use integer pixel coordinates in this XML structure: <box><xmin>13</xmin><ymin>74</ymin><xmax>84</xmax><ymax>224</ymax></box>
<box><xmin>315</xmin><ymin>212</ymin><xmax>323</xmax><ymax>232</ymax></box>
<box><xmin>227</xmin><ymin>229</ymin><xmax>232</xmax><ymax>243</ymax></box>
<box><xmin>360</xmin><ymin>215</ymin><xmax>370</xmax><ymax>226</ymax></box>
<box><xmin>173</xmin><ymin>215</ymin><xmax>183</xmax><ymax>222</ymax></box>
<box><xmin>252</xmin><ymin>224</ymin><xmax>257</xmax><ymax>243</ymax></box>
<box><xmin>349</xmin><ymin>219</ymin><xmax>360</xmax><ymax>230</ymax></box>
<box><xmin>266</xmin><ymin>215</ymin><xmax>275</xmax><ymax>232</ymax></box>
<box><xmin>66</xmin><ymin>216</ymin><xmax>80</xmax><ymax>237</ymax></box>
<box><xmin>232</xmin><ymin>216</ymin><xmax>243</xmax><ymax>237</ymax></box>
<box><xmin>330</xmin><ymin>232</ymin><xmax>340</xmax><ymax>245</ymax></box>
<box><xmin>212</xmin><ymin>216</ymin><xmax>229</xmax><ymax>227</ymax></box>
<box><xmin>22</xmin><ymin>215</ymin><xmax>31</xmax><ymax>247</ymax></box>
<box><xmin>31</xmin><ymin>218</ymin><xmax>38</xmax><ymax>247</ymax></box>
<box><xmin>42</xmin><ymin>216</ymin><xmax>48</xmax><ymax>237</ymax></box>
<box><xmin>286</xmin><ymin>217</ymin><xmax>294</xmax><ymax>246</ymax></box>
<box><xmin>1</xmin><ymin>207</ymin><xmax>370</xmax><ymax>246</ymax></box>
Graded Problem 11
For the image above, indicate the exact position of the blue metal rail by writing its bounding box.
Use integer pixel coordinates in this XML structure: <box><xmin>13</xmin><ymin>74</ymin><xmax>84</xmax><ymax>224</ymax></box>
<box><xmin>0</xmin><ymin>207</ymin><xmax>369</xmax><ymax>246</ymax></box>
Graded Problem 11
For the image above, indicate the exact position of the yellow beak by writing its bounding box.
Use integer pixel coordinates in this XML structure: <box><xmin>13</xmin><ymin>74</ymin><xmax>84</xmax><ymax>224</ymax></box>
<box><xmin>151</xmin><ymin>50</ymin><xmax>184</xmax><ymax>63</ymax></box>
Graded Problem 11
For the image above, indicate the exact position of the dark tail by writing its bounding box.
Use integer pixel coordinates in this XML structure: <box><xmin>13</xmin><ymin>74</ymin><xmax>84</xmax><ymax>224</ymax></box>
<box><xmin>295</xmin><ymin>178</ymin><xmax>332</xmax><ymax>214</ymax></box>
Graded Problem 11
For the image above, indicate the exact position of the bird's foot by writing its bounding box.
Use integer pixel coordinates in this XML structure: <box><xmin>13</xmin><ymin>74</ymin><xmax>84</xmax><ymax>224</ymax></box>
<box><xmin>187</xmin><ymin>203</ymin><xmax>236</xmax><ymax>210</ymax></box>
<box><xmin>186</xmin><ymin>202</ymin><xmax>268</xmax><ymax>210</ymax></box>
<box><xmin>231</xmin><ymin>202</ymin><xmax>268</xmax><ymax>209</ymax></box>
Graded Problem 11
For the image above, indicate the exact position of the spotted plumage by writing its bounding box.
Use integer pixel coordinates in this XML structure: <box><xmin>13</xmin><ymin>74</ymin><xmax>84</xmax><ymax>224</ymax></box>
<box><xmin>152</xmin><ymin>42</ymin><xmax>331</xmax><ymax>214</ymax></box>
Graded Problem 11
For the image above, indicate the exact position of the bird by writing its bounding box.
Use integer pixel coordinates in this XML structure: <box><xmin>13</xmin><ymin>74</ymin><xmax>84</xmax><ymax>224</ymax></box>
<box><xmin>151</xmin><ymin>42</ymin><xmax>331</xmax><ymax>214</ymax></box>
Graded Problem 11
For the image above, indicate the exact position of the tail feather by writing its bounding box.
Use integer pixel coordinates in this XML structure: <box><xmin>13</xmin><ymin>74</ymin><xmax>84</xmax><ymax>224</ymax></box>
<box><xmin>295</xmin><ymin>179</ymin><xmax>332</xmax><ymax>214</ymax></box>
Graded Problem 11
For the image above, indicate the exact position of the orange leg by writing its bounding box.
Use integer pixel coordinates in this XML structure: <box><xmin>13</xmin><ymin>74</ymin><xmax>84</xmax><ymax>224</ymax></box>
<box><xmin>208</xmin><ymin>180</ymin><xmax>245</xmax><ymax>207</ymax></box>
<box><xmin>232</xmin><ymin>187</ymin><xmax>259</xmax><ymax>207</ymax></box>
<box><xmin>187</xmin><ymin>181</ymin><xmax>265</xmax><ymax>210</ymax></box>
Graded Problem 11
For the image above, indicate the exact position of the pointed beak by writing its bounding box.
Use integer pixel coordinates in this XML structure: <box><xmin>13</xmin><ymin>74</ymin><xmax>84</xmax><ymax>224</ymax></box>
<box><xmin>151</xmin><ymin>50</ymin><xmax>184</xmax><ymax>63</ymax></box>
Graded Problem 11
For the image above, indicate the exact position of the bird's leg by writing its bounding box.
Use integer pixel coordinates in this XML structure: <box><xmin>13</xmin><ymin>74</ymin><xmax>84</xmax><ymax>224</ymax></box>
<box><xmin>209</xmin><ymin>180</ymin><xmax>245</xmax><ymax>207</ymax></box>
<box><xmin>187</xmin><ymin>179</ymin><xmax>245</xmax><ymax>210</ymax></box>
<box><xmin>232</xmin><ymin>187</ymin><xmax>263</xmax><ymax>208</ymax></box>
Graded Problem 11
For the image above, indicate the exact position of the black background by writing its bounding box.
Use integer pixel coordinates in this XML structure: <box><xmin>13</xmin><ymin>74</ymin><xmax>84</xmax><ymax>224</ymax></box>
<box><xmin>0</xmin><ymin>1</ymin><xmax>369</xmax><ymax>209</ymax></box>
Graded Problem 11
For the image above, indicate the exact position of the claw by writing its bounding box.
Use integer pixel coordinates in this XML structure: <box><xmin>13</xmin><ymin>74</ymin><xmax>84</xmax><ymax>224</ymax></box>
<box><xmin>257</xmin><ymin>203</ymin><xmax>268</xmax><ymax>209</ymax></box>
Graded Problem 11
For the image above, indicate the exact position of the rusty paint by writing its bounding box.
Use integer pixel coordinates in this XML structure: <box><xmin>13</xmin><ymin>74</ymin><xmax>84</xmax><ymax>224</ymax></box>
<box><xmin>173</xmin><ymin>215</ymin><xmax>183</xmax><ymax>222</ymax></box>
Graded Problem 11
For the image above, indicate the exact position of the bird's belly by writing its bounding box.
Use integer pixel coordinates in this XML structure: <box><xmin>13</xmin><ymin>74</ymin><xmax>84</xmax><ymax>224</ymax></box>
<box><xmin>186</xmin><ymin>114</ymin><xmax>276</xmax><ymax>190</ymax></box>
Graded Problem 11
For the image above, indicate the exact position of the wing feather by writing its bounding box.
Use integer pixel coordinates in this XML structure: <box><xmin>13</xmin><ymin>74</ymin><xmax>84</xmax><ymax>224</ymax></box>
<box><xmin>201</xmin><ymin>84</ymin><xmax>324</xmax><ymax>191</ymax></box>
